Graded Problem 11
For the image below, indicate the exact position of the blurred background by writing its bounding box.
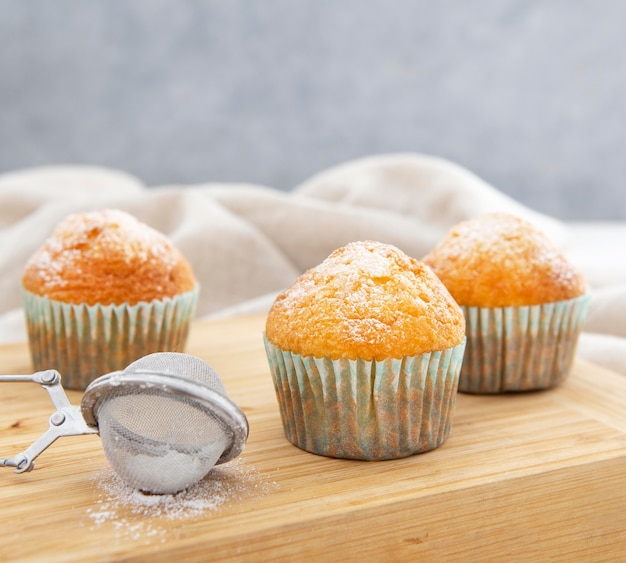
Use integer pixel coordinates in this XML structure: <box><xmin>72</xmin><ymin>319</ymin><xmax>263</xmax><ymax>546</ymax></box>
<box><xmin>1</xmin><ymin>0</ymin><xmax>625</xmax><ymax>220</ymax></box>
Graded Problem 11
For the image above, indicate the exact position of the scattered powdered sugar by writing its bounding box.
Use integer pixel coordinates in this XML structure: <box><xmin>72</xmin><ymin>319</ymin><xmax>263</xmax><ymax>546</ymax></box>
<box><xmin>85</xmin><ymin>458</ymin><xmax>277</xmax><ymax>540</ymax></box>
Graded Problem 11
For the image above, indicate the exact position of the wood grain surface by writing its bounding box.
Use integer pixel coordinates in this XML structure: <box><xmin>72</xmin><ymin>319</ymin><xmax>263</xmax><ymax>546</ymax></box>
<box><xmin>1</xmin><ymin>315</ymin><xmax>625</xmax><ymax>562</ymax></box>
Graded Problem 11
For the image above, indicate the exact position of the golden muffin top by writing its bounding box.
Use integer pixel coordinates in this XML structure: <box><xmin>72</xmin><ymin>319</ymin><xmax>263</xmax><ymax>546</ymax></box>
<box><xmin>265</xmin><ymin>240</ymin><xmax>465</xmax><ymax>360</ymax></box>
<box><xmin>423</xmin><ymin>212</ymin><xmax>587</xmax><ymax>307</ymax></box>
<box><xmin>22</xmin><ymin>209</ymin><xmax>197</xmax><ymax>306</ymax></box>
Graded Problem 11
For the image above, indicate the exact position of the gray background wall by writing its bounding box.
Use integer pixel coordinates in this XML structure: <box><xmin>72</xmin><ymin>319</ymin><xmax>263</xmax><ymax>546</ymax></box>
<box><xmin>1</xmin><ymin>0</ymin><xmax>625</xmax><ymax>220</ymax></box>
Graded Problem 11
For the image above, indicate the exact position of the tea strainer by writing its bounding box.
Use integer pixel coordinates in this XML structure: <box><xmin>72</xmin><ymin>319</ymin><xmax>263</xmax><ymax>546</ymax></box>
<box><xmin>0</xmin><ymin>352</ymin><xmax>249</xmax><ymax>494</ymax></box>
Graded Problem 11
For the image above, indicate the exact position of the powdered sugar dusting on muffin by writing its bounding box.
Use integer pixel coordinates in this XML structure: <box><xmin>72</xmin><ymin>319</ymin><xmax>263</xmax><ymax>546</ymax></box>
<box><xmin>22</xmin><ymin>209</ymin><xmax>196</xmax><ymax>305</ymax></box>
<box><xmin>266</xmin><ymin>240</ymin><xmax>465</xmax><ymax>361</ymax></box>
<box><xmin>423</xmin><ymin>212</ymin><xmax>587</xmax><ymax>307</ymax></box>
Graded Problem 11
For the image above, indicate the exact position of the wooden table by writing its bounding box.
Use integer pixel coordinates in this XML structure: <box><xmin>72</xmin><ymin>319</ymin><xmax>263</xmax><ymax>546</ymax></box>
<box><xmin>1</xmin><ymin>315</ymin><xmax>625</xmax><ymax>562</ymax></box>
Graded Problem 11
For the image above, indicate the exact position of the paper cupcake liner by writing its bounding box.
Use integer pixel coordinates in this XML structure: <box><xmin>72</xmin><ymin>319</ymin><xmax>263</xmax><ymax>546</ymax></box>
<box><xmin>22</xmin><ymin>287</ymin><xmax>198</xmax><ymax>390</ymax></box>
<box><xmin>459</xmin><ymin>293</ymin><xmax>591</xmax><ymax>394</ymax></box>
<box><xmin>264</xmin><ymin>336</ymin><xmax>466</xmax><ymax>461</ymax></box>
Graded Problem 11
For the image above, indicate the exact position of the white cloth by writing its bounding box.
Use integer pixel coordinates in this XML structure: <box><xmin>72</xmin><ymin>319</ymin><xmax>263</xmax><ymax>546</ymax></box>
<box><xmin>1</xmin><ymin>153</ymin><xmax>624</xmax><ymax>375</ymax></box>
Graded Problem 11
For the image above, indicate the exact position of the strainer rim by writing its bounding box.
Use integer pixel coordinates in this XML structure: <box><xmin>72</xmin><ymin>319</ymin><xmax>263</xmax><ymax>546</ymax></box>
<box><xmin>81</xmin><ymin>370</ymin><xmax>249</xmax><ymax>465</ymax></box>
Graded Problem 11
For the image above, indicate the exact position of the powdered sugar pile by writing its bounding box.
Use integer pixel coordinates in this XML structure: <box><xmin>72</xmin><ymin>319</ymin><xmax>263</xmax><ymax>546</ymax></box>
<box><xmin>85</xmin><ymin>459</ymin><xmax>277</xmax><ymax>540</ymax></box>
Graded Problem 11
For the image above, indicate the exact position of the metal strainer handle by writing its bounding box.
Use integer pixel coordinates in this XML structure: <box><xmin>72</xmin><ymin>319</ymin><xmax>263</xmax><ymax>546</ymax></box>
<box><xmin>0</xmin><ymin>371</ymin><xmax>97</xmax><ymax>472</ymax></box>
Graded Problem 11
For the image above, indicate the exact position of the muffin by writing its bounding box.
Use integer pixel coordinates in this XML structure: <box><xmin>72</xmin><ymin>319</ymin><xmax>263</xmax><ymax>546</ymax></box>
<box><xmin>22</xmin><ymin>209</ymin><xmax>199</xmax><ymax>389</ymax></box>
<box><xmin>423</xmin><ymin>212</ymin><xmax>590</xmax><ymax>393</ymax></box>
<box><xmin>264</xmin><ymin>240</ymin><xmax>466</xmax><ymax>461</ymax></box>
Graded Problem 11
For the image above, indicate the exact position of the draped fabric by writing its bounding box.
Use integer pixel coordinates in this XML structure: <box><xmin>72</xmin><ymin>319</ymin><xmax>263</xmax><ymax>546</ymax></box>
<box><xmin>1</xmin><ymin>154</ymin><xmax>624</xmax><ymax>374</ymax></box>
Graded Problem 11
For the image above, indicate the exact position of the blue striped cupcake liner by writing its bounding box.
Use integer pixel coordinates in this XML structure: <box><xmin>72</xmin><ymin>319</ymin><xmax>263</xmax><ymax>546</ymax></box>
<box><xmin>22</xmin><ymin>286</ymin><xmax>198</xmax><ymax>390</ymax></box>
<box><xmin>264</xmin><ymin>336</ymin><xmax>466</xmax><ymax>461</ymax></box>
<box><xmin>460</xmin><ymin>293</ymin><xmax>591</xmax><ymax>393</ymax></box>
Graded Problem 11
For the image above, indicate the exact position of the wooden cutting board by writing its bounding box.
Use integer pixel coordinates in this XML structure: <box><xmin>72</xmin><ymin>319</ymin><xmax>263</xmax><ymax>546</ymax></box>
<box><xmin>1</xmin><ymin>315</ymin><xmax>625</xmax><ymax>562</ymax></box>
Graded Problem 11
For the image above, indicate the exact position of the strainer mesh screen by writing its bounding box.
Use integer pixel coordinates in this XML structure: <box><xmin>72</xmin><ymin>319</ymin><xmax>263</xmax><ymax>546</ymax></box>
<box><xmin>96</xmin><ymin>353</ymin><xmax>232</xmax><ymax>494</ymax></box>
<box><xmin>126</xmin><ymin>352</ymin><xmax>227</xmax><ymax>393</ymax></box>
